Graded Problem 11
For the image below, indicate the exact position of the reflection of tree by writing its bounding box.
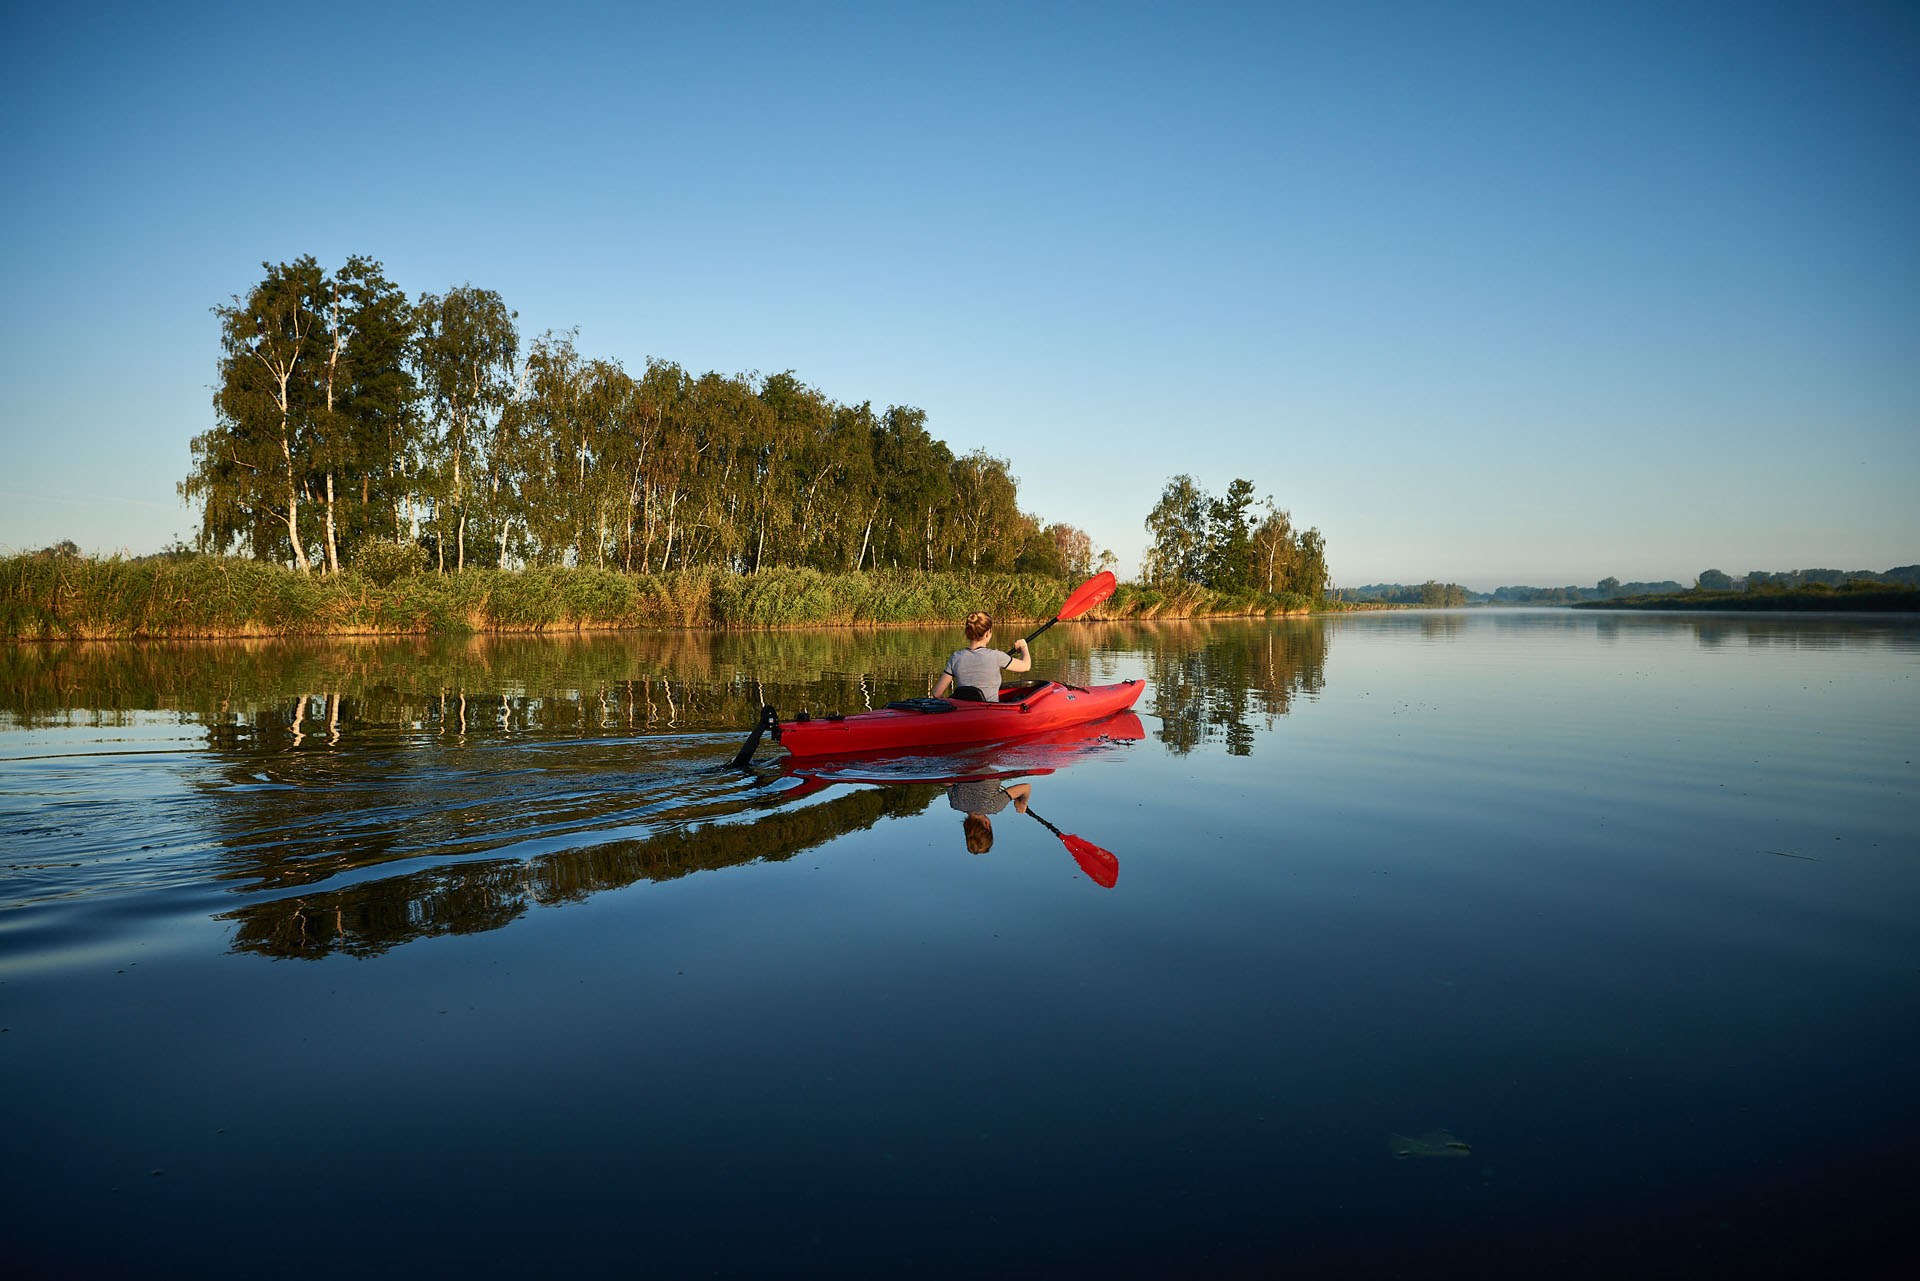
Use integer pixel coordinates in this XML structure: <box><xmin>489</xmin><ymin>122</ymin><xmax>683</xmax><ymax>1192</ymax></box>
<box><xmin>0</xmin><ymin>627</ymin><xmax>1130</xmax><ymax>733</ymax></box>
<box><xmin>222</xmin><ymin>784</ymin><xmax>935</xmax><ymax>959</ymax></box>
<box><xmin>1147</xmin><ymin>621</ymin><xmax>1328</xmax><ymax>756</ymax></box>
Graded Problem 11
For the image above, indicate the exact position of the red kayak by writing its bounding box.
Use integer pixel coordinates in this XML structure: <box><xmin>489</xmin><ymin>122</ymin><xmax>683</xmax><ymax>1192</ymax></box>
<box><xmin>776</xmin><ymin>679</ymin><xmax>1144</xmax><ymax>758</ymax></box>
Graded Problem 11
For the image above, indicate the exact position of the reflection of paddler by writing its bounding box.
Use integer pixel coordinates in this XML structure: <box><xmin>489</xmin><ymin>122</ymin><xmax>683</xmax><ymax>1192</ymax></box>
<box><xmin>947</xmin><ymin>779</ymin><xmax>1031</xmax><ymax>852</ymax></box>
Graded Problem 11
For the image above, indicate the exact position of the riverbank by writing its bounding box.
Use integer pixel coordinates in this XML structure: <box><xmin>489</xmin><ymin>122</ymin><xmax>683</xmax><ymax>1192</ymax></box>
<box><xmin>0</xmin><ymin>554</ymin><xmax>1361</xmax><ymax>640</ymax></box>
<box><xmin>1572</xmin><ymin>584</ymin><xmax>1920</xmax><ymax>613</ymax></box>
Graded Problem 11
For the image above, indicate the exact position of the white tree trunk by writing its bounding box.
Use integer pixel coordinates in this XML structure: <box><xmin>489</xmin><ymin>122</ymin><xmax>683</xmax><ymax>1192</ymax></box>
<box><xmin>282</xmin><ymin>419</ymin><xmax>311</xmax><ymax>574</ymax></box>
<box><xmin>324</xmin><ymin>473</ymin><xmax>339</xmax><ymax>575</ymax></box>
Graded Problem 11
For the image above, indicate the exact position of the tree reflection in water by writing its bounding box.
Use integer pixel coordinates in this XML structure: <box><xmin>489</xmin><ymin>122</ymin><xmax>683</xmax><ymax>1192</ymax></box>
<box><xmin>221</xmin><ymin>783</ymin><xmax>937</xmax><ymax>959</ymax></box>
<box><xmin>2</xmin><ymin>630</ymin><xmax>1153</xmax><ymax>959</ymax></box>
<box><xmin>1146</xmin><ymin>620</ymin><xmax>1328</xmax><ymax>755</ymax></box>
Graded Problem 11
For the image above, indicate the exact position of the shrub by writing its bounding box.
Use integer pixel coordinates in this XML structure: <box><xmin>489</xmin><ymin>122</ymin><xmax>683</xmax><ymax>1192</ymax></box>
<box><xmin>352</xmin><ymin>541</ymin><xmax>430</xmax><ymax>587</ymax></box>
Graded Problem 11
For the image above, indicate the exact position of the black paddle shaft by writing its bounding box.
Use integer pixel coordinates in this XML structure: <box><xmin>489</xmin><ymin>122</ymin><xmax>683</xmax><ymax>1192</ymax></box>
<box><xmin>729</xmin><ymin>705</ymin><xmax>780</xmax><ymax>769</ymax></box>
<box><xmin>1022</xmin><ymin>616</ymin><xmax>1060</xmax><ymax>648</ymax></box>
<box><xmin>1024</xmin><ymin>807</ymin><xmax>1067</xmax><ymax>839</ymax></box>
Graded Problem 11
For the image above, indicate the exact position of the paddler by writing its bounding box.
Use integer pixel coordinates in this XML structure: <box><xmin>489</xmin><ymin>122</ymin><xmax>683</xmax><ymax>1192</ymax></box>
<box><xmin>931</xmin><ymin>610</ymin><xmax>1032</xmax><ymax>702</ymax></box>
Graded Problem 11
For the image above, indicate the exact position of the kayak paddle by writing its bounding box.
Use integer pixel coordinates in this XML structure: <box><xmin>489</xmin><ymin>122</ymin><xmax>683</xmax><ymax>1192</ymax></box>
<box><xmin>1021</xmin><ymin>571</ymin><xmax>1117</xmax><ymax>649</ymax></box>
<box><xmin>1024</xmin><ymin>807</ymin><xmax>1119</xmax><ymax>888</ymax></box>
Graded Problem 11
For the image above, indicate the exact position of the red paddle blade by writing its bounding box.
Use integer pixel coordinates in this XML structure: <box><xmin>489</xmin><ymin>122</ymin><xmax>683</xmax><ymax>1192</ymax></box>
<box><xmin>1057</xmin><ymin>571</ymin><xmax>1118</xmax><ymax>621</ymax></box>
<box><xmin>1062</xmin><ymin>834</ymin><xmax>1119</xmax><ymax>888</ymax></box>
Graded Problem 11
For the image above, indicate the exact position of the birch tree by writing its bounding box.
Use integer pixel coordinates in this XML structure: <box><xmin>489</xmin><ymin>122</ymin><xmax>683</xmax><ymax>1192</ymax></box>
<box><xmin>415</xmin><ymin>286</ymin><xmax>518</xmax><ymax>571</ymax></box>
<box><xmin>185</xmin><ymin>257</ymin><xmax>327</xmax><ymax>570</ymax></box>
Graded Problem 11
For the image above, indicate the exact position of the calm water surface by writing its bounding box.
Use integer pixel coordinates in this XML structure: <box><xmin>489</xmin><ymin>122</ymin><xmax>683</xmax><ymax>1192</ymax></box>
<box><xmin>3</xmin><ymin>612</ymin><xmax>1916</xmax><ymax>1276</ymax></box>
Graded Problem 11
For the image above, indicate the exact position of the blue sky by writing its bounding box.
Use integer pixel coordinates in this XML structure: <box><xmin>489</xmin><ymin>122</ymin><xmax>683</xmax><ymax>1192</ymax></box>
<box><xmin>2</xmin><ymin>0</ymin><xmax>1914</xmax><ymax>587</ymax></box>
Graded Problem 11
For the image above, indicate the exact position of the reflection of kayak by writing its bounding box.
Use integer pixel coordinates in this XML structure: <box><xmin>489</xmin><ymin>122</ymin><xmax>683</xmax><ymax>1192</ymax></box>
<box><xmin>774</xmin><ymin>710</ymin><xmax>1141</xmax><ymax>889</ymax></box>
<box><xmin>782</xmin><ymin>711</ymin><xmax>1145</xmax><ymax>787</ymax></box>
<box><xmin>778</xmin><ymin>679</ymin><xmax>1145</xmax><ymax>758</ymax></box>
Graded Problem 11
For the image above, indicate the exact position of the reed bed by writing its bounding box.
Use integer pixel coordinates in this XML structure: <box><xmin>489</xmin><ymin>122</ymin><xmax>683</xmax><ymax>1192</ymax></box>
<box><xmin>1</xmin><ymin>553</ymin><xmax>1333</xmax><ymax>640</ymax></box>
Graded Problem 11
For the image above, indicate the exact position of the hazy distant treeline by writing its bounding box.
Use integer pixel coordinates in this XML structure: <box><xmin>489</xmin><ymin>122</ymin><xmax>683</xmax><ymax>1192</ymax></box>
<box><xmin>181</xmin><ymin>255</ymin><xmax>1103</xmax><ymax>582</ymax></box>
<box><xmin>1342</xmin><ymin>581</ymin><xmax>1473</xmax><ymax>606</ymax></box>
<box><xmin>1346</xmin><ymin>566</ymin><xmax>1919</xmax><ymax>606</ymax></box>
<box><xmin>1490</xmin><ymin>578</ymin><xmax>1685</xmax><ymax>604</ymax></box>
<box><xmin>1702</xmin><ymin>565</ymin><xmax>1920</xmax><ymax>591</ymax></box>
<box><xmin>1347</xmin><ymin>578</ymin><xmax>1690</xmax><ymax>604</ymax></box>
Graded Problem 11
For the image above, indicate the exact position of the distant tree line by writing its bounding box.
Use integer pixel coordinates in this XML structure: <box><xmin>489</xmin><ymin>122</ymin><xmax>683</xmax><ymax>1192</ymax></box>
<box><xmin>1142</xmin><ymin>475</ymin><xmax>1328</xmax><ymax>598</ymax></box>
<box><xmin>1707</xmin><ymin>565</ymin><xmax>1920</xmax><ymax>591</ymax></box>
<box><xmin>182</xmin><ymin>255</ymin><xmax>1096</xmax><ymax>579</ymax></box>
<box><xmin>1490</xmin><ymin>578</ymin><xmax>1685</xmax><ymax>603</ymax></box>
<box><xmin>1344</xmin><ymin>581</ymin><xmax>1471</xmax><ymax>607</ymax></box>
<box><xmin>1347</xmin><ymin>566</ymin><xmax>1919</xmax><ymax>605</ymax></box>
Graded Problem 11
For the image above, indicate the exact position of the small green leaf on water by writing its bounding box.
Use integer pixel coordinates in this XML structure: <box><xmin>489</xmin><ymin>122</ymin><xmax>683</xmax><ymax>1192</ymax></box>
<box><xmin>1390</xmin><ymin>1130</ymin><xmax>1472</xmax><ymax>1158</ymax></box>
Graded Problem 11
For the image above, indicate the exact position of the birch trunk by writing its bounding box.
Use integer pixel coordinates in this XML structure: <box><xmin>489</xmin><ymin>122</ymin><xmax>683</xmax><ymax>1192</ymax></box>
<box><xmin>321</xmin><ymin>283</ymin><xmax>342</xmax><ymax>575</ymax></box>
<box><xmin>282</xmin><ymin>420</ymin><xmax>311</xmax><ymax>573</ymax></box>
<box><xmin>660</xmin><ymin>489</ymin><xmax>680</xmax><ymax>572</ymax></box>
<box><xmin>324</xmin><ymin>473</ymin><xmax>339</xmax><ymax>575</ymax></box>
<box><xmin>453</xmin><ymin>427</ymin><xmax>465</xmax><ymax>572</ymax></box>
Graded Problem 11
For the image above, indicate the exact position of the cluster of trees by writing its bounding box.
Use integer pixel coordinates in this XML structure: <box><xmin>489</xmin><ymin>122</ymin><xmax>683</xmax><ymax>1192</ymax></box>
<box><xmin>1343</xmin><ymin>579</ymin><xmax>1694</xmax><ymax>605</ymax></box>
<box><xmin>1490</xmin><ymin>578</ymin><xmax>1684</xmax><ymax>603</ymax></box>
<box><xmin>1712</xmin><ymin>566</ymin><xmax>1920</xmax><ymax>591</ymax></box>
<box><xmin>182</xmin><ymin>255</ymin><xmax>1094</xmax><ymax>579</ymax></box>
<box><xmin>1343</xmin><ymin>567</ymin><xmax>1920</xmax><ymax>607</ymax></box>
<box><xmin>1345</xmin><ymin>581</ymin><xmax>1471</xmax><ymax>607</ymax></box>
<box><xmin>1142</xmin><ymin>476</ymin><xmax>1328</xmax><ymax>598</ymax></box>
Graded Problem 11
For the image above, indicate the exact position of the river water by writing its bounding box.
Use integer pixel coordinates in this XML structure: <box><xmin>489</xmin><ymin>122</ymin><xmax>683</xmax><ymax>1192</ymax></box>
<box><xmin>3</xmin><ymin>611</ymin><xmax>1915</xmax><ymax>1276</ymax></box>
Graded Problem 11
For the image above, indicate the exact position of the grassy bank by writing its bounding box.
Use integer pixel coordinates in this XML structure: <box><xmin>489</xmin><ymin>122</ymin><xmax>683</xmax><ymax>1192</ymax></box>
<box><xmin>1</xmin><ymin>554</ymin><xmax>1340</xmax><ymax>640</ymax></box>
<box><xmin>1572</xmin><ymin>583</ymin><xmax>1920</xmax><ymax>612</ymax></box>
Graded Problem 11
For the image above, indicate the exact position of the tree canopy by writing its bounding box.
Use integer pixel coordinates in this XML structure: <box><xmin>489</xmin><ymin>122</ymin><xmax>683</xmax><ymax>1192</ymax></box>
<box><xmin>1145</xmin><ymin>475</ymin><xmax>1328</xmax><ymax>599</ymax></box>
<box><xmin>184</xmin><ymin>256</ymin><xmax>1093</xmax><ymax>579</ymax></box>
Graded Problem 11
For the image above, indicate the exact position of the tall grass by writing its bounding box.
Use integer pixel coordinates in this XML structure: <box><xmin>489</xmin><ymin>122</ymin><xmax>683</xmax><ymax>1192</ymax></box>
<box><xmin>1</xmin><ymin>553</ymin><xmax>1334</xmax><ymax>640</ymax></box>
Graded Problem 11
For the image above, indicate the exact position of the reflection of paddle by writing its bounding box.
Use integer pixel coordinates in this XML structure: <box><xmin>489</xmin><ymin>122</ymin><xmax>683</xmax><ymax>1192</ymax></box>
<box><xmin>1021</xmin><ymin>571</ymin><xmax>1118</xmax><ymax>649</ymax></box>
<box><xmin>1024</xmin><ymin>808</ymin><xmax>1119</xmax><ymax>888</ymax></box>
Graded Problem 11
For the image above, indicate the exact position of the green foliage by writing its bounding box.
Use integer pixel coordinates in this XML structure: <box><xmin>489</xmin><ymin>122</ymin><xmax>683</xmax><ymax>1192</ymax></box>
<box><xmin>1696</xmin><ymin>568</ymin><xmax>1735</xmax><ymax>591</ymax></box>
<box><xmin>1348</xmin><ymin>580</ymin><xmax>1470</xmax><ymax>606</ymax></box>
<box><xmin>180</xmin><ymin>256</ymin><xmax>1104</xmax><ymax>586</ymax></box>
<box><xmin>1145</xmin><ymin>476</ymin><xmax>1328</xmax><ymax>600</ymax></box>
<box><xmin>1488</xmin><ymin>580</ymin><xmax>1682</xmax><ymax>603</ymax></box>
<box><xmin>1203</xmin><ymin>479</ymin><xmax>1257</xmax><ymax>593</ymax></box>
<box><xmin>1</xmin><ymin>555</ymin><xmax>1338</xmax><ymax>640</ymax></box>
<box><xmin>1582</xmin><ymin>579</ymin><xmax>1920</xmax><ymax>612</ymax></box>
<box><xmin>1743</xmin><ymin>565</ymin><xmax>1920</xmax><ymax>590</ymax></box>
<box><xmin>1143</xmin><ymin>475</ymin><xmax>1208</xmax><ymax>583</ymax></box>
<box><xmin>351</xmin><ymin>540</ymin><xmax>429</xmax><ymax>586</ymax></box>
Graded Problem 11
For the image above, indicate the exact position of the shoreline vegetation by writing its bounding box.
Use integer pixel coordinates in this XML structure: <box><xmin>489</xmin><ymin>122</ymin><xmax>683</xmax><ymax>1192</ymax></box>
<box><xmin>0</xmin><ymin>554</ymin><xmax>1365</xmax><ymax>642</ymax></box>
<box><xmin>107</xmin><ymin>253</ymin><xmax>1345</xmax><ymax>643</ymax></box>
<box><xmin>1572</xmin><ymin>583</ymin><xmax>1920</xmax><ymax>613</ymax></box>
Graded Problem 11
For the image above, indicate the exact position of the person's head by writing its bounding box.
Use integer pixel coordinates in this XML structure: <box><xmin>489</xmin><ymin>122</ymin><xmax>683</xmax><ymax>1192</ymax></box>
<box><xmin>964</xmin><ymin>611</ymin><xmax>993</xmax><ymax>644</ymax></box>
<box><xmin>963</xmin><ymin>814</ymin><xmax>993</xmax><ymax>853</ymax></box>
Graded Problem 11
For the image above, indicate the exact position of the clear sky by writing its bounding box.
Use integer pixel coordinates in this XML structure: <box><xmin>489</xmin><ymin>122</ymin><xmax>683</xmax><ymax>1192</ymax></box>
<box><xmin>2</xmin><ymin>0</ymin><xmax>1915</xmax><ymax>588</ymax></box>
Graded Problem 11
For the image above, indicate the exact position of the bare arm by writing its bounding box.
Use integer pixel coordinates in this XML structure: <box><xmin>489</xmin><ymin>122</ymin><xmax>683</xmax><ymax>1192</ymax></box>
<box><xmin>1006</xmin><ymin>782</ymin><xmax>1032</xmax><ymax>813</ymax></box>
<box><xmin>932</xmin><ymin>672</ymin><xmax>954</xmax><ymax>697</ymax></box>
<box><xmin>1005</xmin><ymin>639</ymin><xmax>1031</xmax><ymax>673</ymax></box>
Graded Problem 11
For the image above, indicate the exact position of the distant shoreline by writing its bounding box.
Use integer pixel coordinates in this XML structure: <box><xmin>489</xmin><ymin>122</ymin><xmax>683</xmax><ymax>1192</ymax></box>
<box><xmin>1571</xmin><ymin>588</ymin><xmax>1920</xmax><ymax>613</ymax></box>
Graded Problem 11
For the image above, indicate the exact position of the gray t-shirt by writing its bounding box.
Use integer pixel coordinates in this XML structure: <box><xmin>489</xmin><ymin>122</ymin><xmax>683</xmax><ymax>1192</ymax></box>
<box><xmin>947</xmin><ymin>779</ymin><xmax>1011</xmax><ymax>815</ymax></box>
<box><xmin>944</xmin><ymin>647</ymin><xmax>1010</xmax><ymax>699</ymax></box>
